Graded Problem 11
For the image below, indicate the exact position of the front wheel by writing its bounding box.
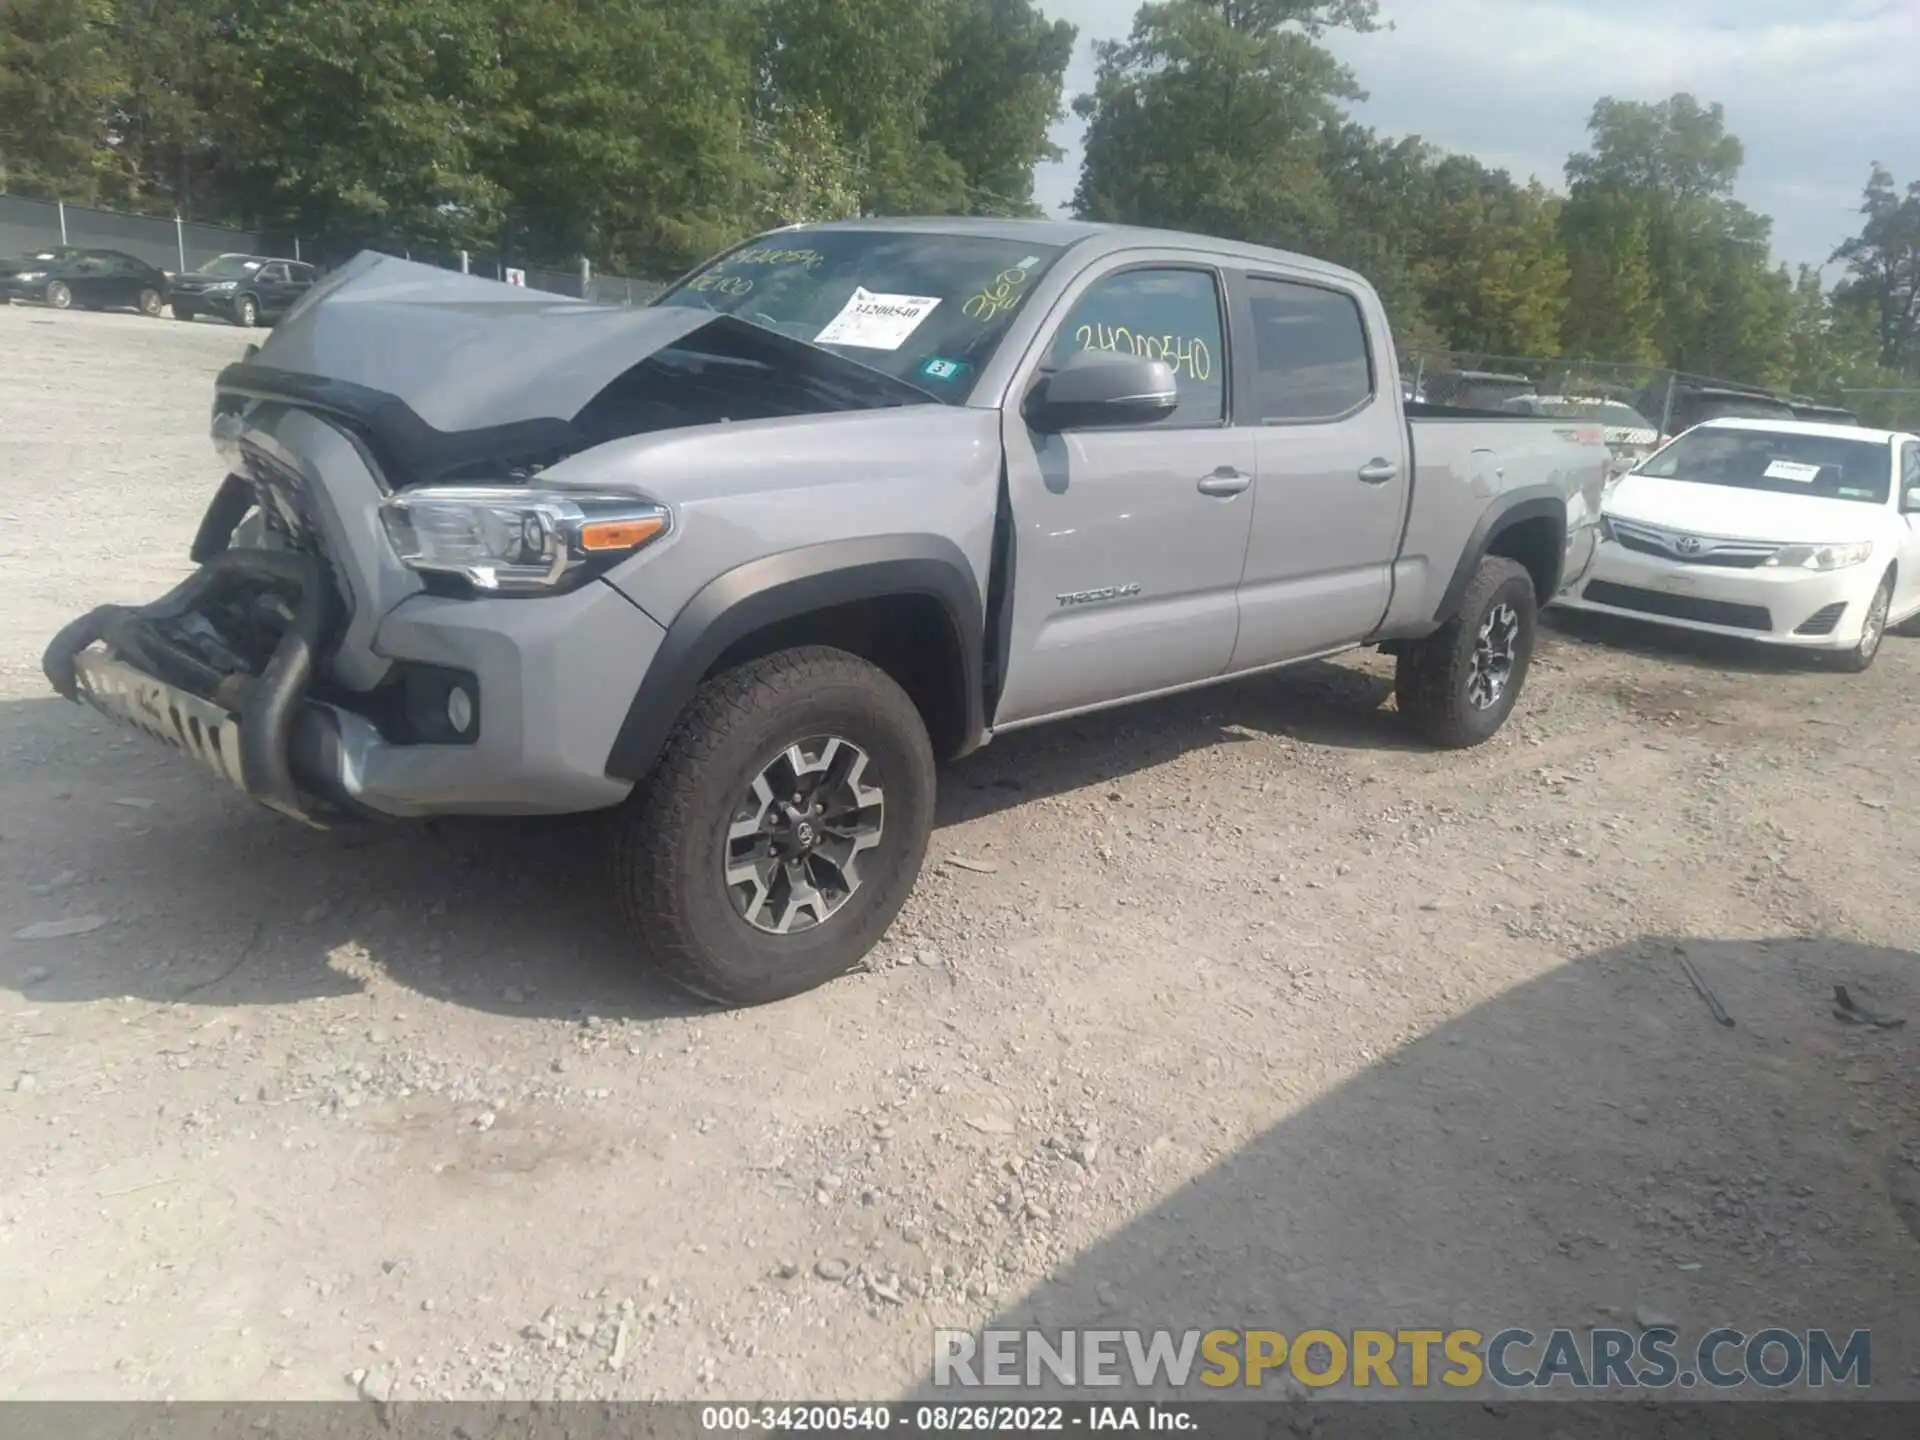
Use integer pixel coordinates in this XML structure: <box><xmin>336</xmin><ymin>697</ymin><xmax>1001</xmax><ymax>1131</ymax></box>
<box><xmin>1828</xmin><ymin>572</ymin><xmax>1893</xmax><ymax>673</ymax></box>
<box><xmin>611</xmin><ymin>646</ymin><xmax>936</xmax><ymax>1006</ymax></box>
<box><xmin>44</xmin><ymin>281</ymin><xmax>72</xmax><ymax>310</ymax></box>
<box><xmin>137</xmin><ymin>287</ymin><xmax>163</xmax><ymax>317</ymax></box>
<box><xmin>1396</xmin><ymin>556</ymin><xmax>1538</xmax><ymax>748</ymax></box>
<box><xmin>234</xmin><ymin>295</ymin><xmax>259</xmax><ymax>327</ymax></box>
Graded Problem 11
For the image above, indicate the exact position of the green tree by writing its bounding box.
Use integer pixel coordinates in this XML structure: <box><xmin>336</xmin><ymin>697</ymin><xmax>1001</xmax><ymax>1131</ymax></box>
<box><xmin>922</xmin><ymin>0</ymin><xmax>1076</xmax><ymax>215</ymax></box>
<box><xmin>487</xmin><ymin>0</ymin><xmax>763</xmax><ymax>275</ymax></box>
<box><xmin>1558</xmin><ymin>190</ymin><xmax>1662</xmax><ymax>363</ymax></box>
<box><xmin>1418</xmin><ymin>158</ymin><xmax>1568</xmax><ymax>358</ymax></box>
<box><xmin>0</xmin><ymin>0</ymin><xmax>122</xmax><ymax>200</ymax></box>
<box><xmin>1071</xmin><ymin>0</ymin><xmax>1380</xmax><ymax>250</ymax></box>
<box><xmin>761</xmin><ymin>0</ymin><xmax>964</xmax><ymax>213</ymax></box>
<box><xmin>1831</xmin><ymin>164</ymin><xmax>1920</xmax><ymax>375</ymax></box>
<box><xmin>1563</xmin><ymin>93</ymin><xmax>1789</xmax><ymax>383</ymax></box>
<box><xmin>213</xmin><ymin>0</ymin><xmax>510</xmax><ymax>251</ymax></box>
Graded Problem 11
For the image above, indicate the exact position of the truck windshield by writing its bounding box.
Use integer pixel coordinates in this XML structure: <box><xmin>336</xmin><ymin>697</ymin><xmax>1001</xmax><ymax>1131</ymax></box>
<box><xmin>654</xmin><ymin>230</ymin><xmax>1065</xmax><ymax>401</ymax></box>
<box><xmin>1638</xmin><ymin>428</ymin><xmax>1892</xmax><ymax>503</ymax></box>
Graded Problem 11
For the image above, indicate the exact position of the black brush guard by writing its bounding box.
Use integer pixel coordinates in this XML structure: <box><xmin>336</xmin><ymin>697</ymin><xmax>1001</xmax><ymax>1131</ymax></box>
<box><xmin>41</xmin><ymin>540</ymin><xmax>354</xmax><ymax>823</ymax></box>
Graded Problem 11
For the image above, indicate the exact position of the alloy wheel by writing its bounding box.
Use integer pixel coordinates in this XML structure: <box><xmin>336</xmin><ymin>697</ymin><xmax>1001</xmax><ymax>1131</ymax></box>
<box><xmin>724</xmin><ymin>736</ymin><xmax>884</xmax><ymax>935</ymax></box>
<box><xmin>1467</xmin><ymin>602</ymin><xmax>1520</xmax><ymax>711</ymax></box>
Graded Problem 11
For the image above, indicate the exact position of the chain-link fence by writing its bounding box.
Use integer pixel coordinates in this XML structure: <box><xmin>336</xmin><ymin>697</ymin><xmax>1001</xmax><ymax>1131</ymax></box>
<box><xmin>0</xmin><ymin>192</ymin><xmax>666</xmax><ymax>305</ymax></box>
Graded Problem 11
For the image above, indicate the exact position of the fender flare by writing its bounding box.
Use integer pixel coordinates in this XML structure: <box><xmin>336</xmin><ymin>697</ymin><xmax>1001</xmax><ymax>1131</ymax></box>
<box><xmin>603</xmin><ymin>534</ymin><xmax>986</xmax><ymax>782</ymax></box>
<box><xmin>1432</xmin><ymin>487</ymin><xmax>1568</xmax><ymax>624</ymax></box>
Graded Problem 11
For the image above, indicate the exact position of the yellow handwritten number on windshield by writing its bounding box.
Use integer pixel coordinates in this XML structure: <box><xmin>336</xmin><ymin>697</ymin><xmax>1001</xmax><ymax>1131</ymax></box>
<box><xmin>964</xmin><ymin>267</ymin><xmax>1035</xmax><ymax>323</ymax></box>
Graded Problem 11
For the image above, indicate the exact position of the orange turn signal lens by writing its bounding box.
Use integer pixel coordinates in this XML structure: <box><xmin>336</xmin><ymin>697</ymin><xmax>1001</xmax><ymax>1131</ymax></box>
<box><xmin>579</xmin><ymin>516</ymin><xmax>667</xmax><ymax>552</ymax></box>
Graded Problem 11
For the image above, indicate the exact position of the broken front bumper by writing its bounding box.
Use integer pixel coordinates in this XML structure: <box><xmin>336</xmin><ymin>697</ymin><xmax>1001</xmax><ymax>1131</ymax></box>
<box><xmin>44</xmin><ymin>541</ymin><xmax>670</xmax><ymax>823</ymax></box>
<box><xmin>43</xmin><ymin>549</ymin><xmax>350</xmax><ymax>824</ymax></box>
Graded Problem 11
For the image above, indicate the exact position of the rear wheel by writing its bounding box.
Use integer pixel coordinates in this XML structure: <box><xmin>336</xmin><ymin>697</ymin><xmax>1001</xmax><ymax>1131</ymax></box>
<box><xmin>136</xmin><ymin>287</ymin><xmax>163</xmax><ymax>317</ymax></box>
<box><xmin>234</xmin><ymin>295</ymin><xmax>259</xmax><ymax>327</ymax></box>
<box><xmin>1829</xmin><ymin>572</ymin><xmax>1892</xmax><ymax>673</ymax></box>
<box><xmin>611</xmin><ymin>646</ymin><xmax>936</xmax><ymax>1006</ymax></box>
<box><xmin>1396</xmin><ymin>556</ymin><xmax>1538</xmax><ymax>748</ymax></box>
<box><xmin>44</xmin><ymin>281</ymin><xmax>72</xmax><ymax>310</ymax></box>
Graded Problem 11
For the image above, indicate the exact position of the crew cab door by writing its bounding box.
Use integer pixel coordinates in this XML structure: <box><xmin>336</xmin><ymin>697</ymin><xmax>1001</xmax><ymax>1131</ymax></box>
<box><xmin>1223</xmin><ymin>268</ymin><xmax>1409</xmax><ymax>668</ymax></box>
<box><xmin>992</xmin><ymin>258</ymin><xmax>1255</xmax><ymax>726</ymax></box>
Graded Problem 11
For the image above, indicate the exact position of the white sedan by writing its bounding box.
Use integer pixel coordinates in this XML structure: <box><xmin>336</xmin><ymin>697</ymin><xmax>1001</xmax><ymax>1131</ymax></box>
<box><xmin>1556</xmin><ymin>418</ymin><xmax>1920</xmax><ymax>671</ymax></box>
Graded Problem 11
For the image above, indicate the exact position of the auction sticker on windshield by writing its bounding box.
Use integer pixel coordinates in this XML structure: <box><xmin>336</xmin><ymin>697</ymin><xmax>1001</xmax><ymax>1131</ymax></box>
<box><xmin>1764</xmin><ymin>459</ymin><xmax>1823</xmax><ymax>484</ymax></box>
<box><xmin>814</xmin><ymin>288</ymin><xmax>941</xmax><ymax>350</ymax></box>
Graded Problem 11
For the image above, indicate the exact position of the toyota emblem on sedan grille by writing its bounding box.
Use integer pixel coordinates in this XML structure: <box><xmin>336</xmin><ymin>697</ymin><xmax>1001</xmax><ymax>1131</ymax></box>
<box><xmin>1673</xmin><ymin>535</ymin><xmax>1704</xmax><ymax>556</ymax></box>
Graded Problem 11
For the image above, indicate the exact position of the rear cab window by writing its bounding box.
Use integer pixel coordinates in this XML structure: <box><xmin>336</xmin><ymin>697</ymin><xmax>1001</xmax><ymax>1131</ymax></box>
<box><xmin>1236</xmin><ymin>275</ymin><xmax>1374</xmax><ymax>423</ymax></box>
<box><xmin>1045</xmin><ymin>266</ymin><xmax>1227</xmax><ymax>426</ymax></box>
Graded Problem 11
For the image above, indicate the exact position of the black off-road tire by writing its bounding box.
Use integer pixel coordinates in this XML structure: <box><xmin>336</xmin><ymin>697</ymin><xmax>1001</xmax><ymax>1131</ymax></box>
<box><xmin>1828</xmin><ymin>571</ymin><xmax>1893</xmax><ymax>673</ymax></box>
<box><xmin>1396</xmin><ymin>555</ymin><xmax>1538</xmax><ymax>749</ymax></box>
<box><xmin>611</xmin><ymin>646</ymin><xmax>936</xmax><ymax>1006</ymax></box>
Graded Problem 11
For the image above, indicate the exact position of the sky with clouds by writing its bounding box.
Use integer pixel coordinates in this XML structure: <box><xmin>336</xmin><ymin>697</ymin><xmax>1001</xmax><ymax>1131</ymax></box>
<box><xmin>1030</xmin><ymin>0</ymin><xmax>1919</xmax><ymax>275</ymax></box>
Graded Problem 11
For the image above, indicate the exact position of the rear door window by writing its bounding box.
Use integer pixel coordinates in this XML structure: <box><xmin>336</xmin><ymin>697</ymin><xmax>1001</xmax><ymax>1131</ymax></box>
<box><xmin>1241</xmin><ymin>277</ymin><xmax>1374</xmax><ymax>422</ymax></box>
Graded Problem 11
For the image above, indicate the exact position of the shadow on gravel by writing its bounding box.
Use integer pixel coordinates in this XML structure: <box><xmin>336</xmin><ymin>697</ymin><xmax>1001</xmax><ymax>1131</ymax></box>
<box><xmin>940</xmin><ymin>658</ymin><xmax>1415</xmax><ymax>827</ymax></box>
<box><xmin>2</xmin><ymin>694</ymin><xmax>705</xmax><ymax>1023</ymax></box>
<box><xmin>1544</xmin><ymin>607</ymin><xmax>1904</xmax><ymax>676</ymax></box>
<box><xmin>909</xmin><ymin>934</ymin><xmax>1920</xmax><ymax>1421</ymax></box>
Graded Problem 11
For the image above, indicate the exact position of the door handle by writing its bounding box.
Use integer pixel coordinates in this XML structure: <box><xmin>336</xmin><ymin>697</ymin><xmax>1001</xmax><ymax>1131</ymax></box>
<box><xmin>1197</xmin><ymin>468</ymin><xmax>1252</xmax><ymax>498</ymax></box>
<box><xmin>1357</xmin><ymin>458</ymin><xmax>1400</xmax><ymax>485</ymax></box>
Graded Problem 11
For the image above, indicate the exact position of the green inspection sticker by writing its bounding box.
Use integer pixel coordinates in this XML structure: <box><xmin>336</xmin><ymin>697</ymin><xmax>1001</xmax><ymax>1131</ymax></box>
<box><xmin>920</xmin><ymin>357</ymin><xmax>970</xmax><ymax>381</ymax></box>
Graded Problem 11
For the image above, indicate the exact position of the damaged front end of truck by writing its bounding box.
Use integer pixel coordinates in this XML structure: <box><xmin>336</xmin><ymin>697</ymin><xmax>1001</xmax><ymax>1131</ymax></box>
<box><xmin>41</xmin><ymin>251</ymin><xmax>937</xmax><ymax>826</ymax></box>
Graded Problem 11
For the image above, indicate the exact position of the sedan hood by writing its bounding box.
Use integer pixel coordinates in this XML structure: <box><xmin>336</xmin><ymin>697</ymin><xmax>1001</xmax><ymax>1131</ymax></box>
<box><xmin>1606</xmin><ymin>473</ymin><xmax>1879</xmax><ymax>544</ymax></box>
<box><xmin>215</xmin><ymin>250</ymin><xmax>935</xmax><ymax>486</ymax></box>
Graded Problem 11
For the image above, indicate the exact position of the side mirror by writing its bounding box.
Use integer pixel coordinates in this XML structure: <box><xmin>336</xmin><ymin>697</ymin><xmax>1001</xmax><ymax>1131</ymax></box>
<box><xmin>1905</xmin><ymin>486</ymin><xmax>1920</xmax><ymax>513</ymax></box>
<box><xmin>1025</xmin><ymin>349</ymin><xmax>1179</xmax><ymax>433</ymax></box>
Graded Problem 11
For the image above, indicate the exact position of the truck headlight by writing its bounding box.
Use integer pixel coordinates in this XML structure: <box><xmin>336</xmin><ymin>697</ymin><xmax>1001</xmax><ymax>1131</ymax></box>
<box><xmin>380</xmin><ymin>487</ymin><xmax>669</xmax><ymax>594</ymax></box>
<box><xmin>1765</xmin><ymin>542</ymin><xmax>1871</xmax><ymax>571</ymax></box>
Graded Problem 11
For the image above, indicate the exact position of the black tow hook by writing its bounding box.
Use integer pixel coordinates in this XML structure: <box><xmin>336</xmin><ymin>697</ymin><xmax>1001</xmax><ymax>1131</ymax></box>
<box><xmin>42</xmin><ymin>549</ymin><xmax>333</xmax><ymax>821</ymax></box>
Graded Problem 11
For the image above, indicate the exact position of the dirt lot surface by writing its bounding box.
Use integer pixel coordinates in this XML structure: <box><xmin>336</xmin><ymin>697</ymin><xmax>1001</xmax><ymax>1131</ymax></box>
<box><xmin>2</xmin><ymin>304</ymin><xmax>1918</xmax><ymax>1404</ymax></box>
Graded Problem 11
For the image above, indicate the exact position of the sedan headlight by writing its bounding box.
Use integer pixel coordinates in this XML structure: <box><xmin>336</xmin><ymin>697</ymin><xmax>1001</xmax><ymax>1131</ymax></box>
<box><xmin>380</xmin><ymin>487</ymin><xmax>669</xmax><ymax>594</ymax></box>
<box><xmin>209</xmin><ymin>281</ymin><xmax>238</xmax><ymax>293</ymax></box>
<box><xmin>1764</xmin><ymin>542</ymin><xmax>1872</xmax><ymax>571</ymax></box>
<box><xmin>15</xmin><ymin>271</ymin><xmax>46</xmax><ymax>282</ymax></box>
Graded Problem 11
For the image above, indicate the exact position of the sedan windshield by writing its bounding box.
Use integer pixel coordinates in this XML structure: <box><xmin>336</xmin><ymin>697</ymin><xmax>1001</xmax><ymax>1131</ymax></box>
<box><xmin>1639</xmin><ymin>428</ymin><xmax>1892</xmax><ymax>503</ymax></box>
<box><xmin>198</xmin><ymin>255</ymin><xmax>265</xmax><ymax>279</ymax></box>
<box><xmin>654</xmin><ymin>229</ymin><xmax>1066</xmax><ymax>400</ymax></box>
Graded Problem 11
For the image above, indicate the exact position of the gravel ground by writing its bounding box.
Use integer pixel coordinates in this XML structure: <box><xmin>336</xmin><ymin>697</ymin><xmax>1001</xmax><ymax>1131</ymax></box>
<box><xmin>2</xmin><ymin>303</ymin><xmax>1918</xmax><ymax>1403</ymax></box>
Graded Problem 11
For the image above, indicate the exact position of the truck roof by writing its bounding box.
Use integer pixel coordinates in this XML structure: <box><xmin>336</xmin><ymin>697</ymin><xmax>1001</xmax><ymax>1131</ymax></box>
<box><xmin>786</xmin><ymin>215</ymin><xmax>1373</xmax><ymax>292</ymax></box>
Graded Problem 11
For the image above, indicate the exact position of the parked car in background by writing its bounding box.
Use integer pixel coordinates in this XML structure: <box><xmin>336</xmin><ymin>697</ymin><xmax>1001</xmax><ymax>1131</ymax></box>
<box><xmin>1558</xmin><ymin>418</ymin><xmax>1920</xmax><ymax>671</ymax></box>
<box><xmin>1500</xmin><ymin>393</ymin><xmax>1661</xmax><ymax>479</ymax></box>
<box><xmin>0</xmin><ymin>247</ymin><xmax>169</xmax><ymax>315</ymax></box>
<box><xmin>1790</xmin><ymin>401</ymin><xmax>1863</xmax><ymax>427</ymax></box>
<box><xmin>168</xmin><ymin>254</ymin><xmax>318</xmax><ymax>327</ymax></box>
<box><xmin>44</xmin><ymin>222</ymin><xmax>1608</xmax><ymax>1005</ymax></box>
<box><xmin>1649</xmin><ymin>384</ymin><xmax>1797</xmax><ymax>440</ymax></box>
<box><xmin>1423</xmin><ymin>369</ymin><xmax>1535</xmax><ymax>411</ymax></box>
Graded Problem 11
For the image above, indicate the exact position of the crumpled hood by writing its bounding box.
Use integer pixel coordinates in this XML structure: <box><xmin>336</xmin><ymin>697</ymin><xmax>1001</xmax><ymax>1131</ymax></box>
<box><xmin>233</xmin><ymin>251</ymin><xmax>719</xmax><ymax>434</ymax></box>
<box><xmin>215</xmin><ymin>251</ymin><xmax>936</xmax><ymax>486</ymax></box>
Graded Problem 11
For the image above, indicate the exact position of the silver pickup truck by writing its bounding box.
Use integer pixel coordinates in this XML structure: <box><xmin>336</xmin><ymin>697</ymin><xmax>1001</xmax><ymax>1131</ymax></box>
<box><xmin>45</xmin><ymin>219</ymin><xmax>1608</xmax><ymax>1004</ymax></box>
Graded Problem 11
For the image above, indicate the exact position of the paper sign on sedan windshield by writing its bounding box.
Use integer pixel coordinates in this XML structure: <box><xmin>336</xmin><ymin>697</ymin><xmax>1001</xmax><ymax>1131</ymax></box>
<box><xmin>1764</xmin><ymin>459</ymin><xmax>1823</xmax><ymax>483</ymax></box>
<box><xmin>814</xmin><ymin>288</ymin><xmax>941</xmax><ymax>350</ymax></box>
